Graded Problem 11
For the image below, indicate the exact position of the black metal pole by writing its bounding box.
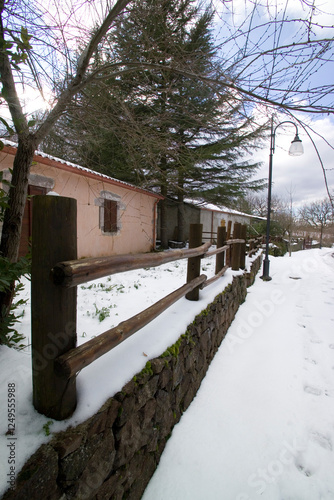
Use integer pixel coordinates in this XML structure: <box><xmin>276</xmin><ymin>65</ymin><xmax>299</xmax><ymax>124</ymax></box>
<box><xmin>261</xmin><ymin>116</ymin><xmax>274</xmax><ymax>281</ymax></box>
<box><xmin>260</xmin><ymin>116</ymin><xmax>302</xmax><ymax>281</ymax></box>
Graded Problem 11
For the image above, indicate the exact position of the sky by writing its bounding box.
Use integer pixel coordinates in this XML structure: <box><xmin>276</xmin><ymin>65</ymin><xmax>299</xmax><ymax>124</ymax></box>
<box><xmin>211</xmin><ymin>0</ymin><xmax>334</xmax><ymax>208</ymax></box>
<box><xmin>1</xmin><ymin>246</ymin><xmax>334</xmax><ymax>498</ymax></box>
<box><xmin>250</xmin><ymin>113</ymin><xmax>334</xmax><ymax>209</ymax></box>
<box><xmin>210</xmin><ymin>0</ymin><xmax>334</xmax><ymax>209</ymax></box>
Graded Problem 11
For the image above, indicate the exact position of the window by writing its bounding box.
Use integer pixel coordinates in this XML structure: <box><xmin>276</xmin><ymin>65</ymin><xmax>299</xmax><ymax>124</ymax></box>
<box><xmin>103</xmin><ymin>199</ymin><xmax>118</xmax><ymax>233</ymax></box>
<box><xmin>97</xmin><ymin>191</ymin><xmax>122</xmax><ymax>234</ymax></box>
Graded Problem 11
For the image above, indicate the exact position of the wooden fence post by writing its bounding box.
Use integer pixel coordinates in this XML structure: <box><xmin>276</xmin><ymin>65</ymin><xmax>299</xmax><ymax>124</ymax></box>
<box><xmin>231</xmin><ymin>222</ymin><xmax>241</xmax><ymax>270</ymax></box>
<box><xmin>31</xmin><ymin>195</ymin><xmax>77</xmax><ymax>420</ymax></box>
<box><xmin>186</xmin><ymin>223</ymin><xmax>203</xmax><ymax>301</ymax></box>
<box><xmin>226</xmin><ymin>220</ymin><xmax>232</xmax><ymax>266</ymax></box>
<box><xmin>215</xmin><ymin>225</ymin><xmax>226</xmax><ymax>274</ymax></box>
<box><xmin>240</xmin><ymin>224</ymin><xmax>247</xmax><ymax>270</ymax></box>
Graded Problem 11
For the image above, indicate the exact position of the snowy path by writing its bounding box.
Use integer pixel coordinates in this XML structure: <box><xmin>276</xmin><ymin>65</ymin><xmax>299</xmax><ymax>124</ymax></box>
<box><xmin>142</xmin><ymin>249</ymin><xmax>334</xmax><ymax>500</ymax></box>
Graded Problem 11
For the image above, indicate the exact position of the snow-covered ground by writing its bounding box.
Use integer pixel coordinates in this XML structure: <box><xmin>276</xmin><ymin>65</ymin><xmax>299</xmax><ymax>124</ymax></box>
<box><xmin>143</xmin><ymin>248</ymin><xmax>334</xmax><ymax>500</ymax></box>
<box><xmin>0</xmin><ymin>248</ymin><xmax>242</xmax><ymax>497</ymax></box>
<box><xmin>1</xmin><ymin>248</ymin><xmax>334</xmax><ymax>499</ymax></box>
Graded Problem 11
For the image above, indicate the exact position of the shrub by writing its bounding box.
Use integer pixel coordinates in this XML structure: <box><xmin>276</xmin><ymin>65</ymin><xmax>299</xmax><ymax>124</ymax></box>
<box><xmin>268</xmin><ymin>240</ymin><xmax>287</xmax><ymax>257</ymax></box>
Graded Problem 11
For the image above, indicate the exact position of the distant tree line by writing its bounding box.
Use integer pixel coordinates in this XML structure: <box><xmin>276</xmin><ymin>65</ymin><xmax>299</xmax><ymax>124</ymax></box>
<box><xmin>237</xmin><ymin>194</ymin><xmax>334</xmax><ymax>248</ymax></box>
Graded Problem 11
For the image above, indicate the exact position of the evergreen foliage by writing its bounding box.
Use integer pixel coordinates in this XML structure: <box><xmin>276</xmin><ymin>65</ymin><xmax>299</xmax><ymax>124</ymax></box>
<box><xmin>43</xmin><ymin>0</ymin><xmax>265</xmax><ymax>199</ymax></box>
<box><xmin>41</xmin><ymin>0</ymin><xmax>266</xmax><ymax>243</ymax></box>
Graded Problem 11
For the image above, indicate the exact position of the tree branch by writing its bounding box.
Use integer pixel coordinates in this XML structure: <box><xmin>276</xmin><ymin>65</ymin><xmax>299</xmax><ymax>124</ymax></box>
<box><xmin>34</xmin><ymin>0</ymin><xmax>132</xmax><ymax>144</ymax></box>
<box><xmin>0</xmin><ymin>5</ymin><xmax>28</xmax><ymax>136</ymax></box>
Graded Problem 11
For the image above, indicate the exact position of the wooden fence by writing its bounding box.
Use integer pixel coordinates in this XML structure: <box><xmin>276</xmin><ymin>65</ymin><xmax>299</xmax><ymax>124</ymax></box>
<box><xmin>31</xmin><ymin>196</ymin><xmax>262</xmax><ymax>420</ymax></box>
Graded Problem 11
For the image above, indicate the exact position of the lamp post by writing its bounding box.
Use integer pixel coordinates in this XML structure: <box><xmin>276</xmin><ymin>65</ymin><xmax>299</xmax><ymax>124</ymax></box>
<box><xmin>261</xmin><ymin>115</ymin><xmax>304</xmax><ymax>281</ymax></box>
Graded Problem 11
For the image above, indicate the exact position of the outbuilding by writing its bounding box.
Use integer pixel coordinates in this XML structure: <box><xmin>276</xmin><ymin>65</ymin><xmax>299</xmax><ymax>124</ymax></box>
<box><xmin>0</xmin><ymin>141</ymin><xmax>162</xmax><ymax>258</ymax></box>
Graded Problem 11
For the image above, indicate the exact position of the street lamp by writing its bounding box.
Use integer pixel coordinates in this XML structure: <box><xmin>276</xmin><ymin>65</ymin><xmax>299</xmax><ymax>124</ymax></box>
<box><xmin>260</xmin><ymin>115</ymin><xmax>304</xmax><ymax>281</ymax></box>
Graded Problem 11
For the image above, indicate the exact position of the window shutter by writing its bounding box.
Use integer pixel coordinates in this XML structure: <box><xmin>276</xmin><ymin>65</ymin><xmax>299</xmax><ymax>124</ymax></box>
<box><xmin>104</xmin><ymin>199</ymin><xmax>117</xmax><ymax>232</ymax></box>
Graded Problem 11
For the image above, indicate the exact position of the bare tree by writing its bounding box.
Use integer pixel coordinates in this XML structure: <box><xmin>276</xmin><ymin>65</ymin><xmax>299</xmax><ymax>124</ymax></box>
<box><xmin>213</xmin><ymin>0</ymin><xmax>334</xmax><ymax>115</ymax></box>
<box><xmin>0</xmin><ymin>0</ymin><xmax>132</xmax><ymax>324</ymax></box>
<box><xmin>299</xmin><ymin>198</ymin><xmax>333</xmax><ymax>248</ymax></box>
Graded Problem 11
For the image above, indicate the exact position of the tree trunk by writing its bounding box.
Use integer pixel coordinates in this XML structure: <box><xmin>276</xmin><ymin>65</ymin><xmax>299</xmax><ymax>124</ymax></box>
<box><xmin>0</xmin><ymin>137</ymin><xmax>36</xmax><ymax>260</ymax></box>
<box><xmin>177</xmin><ymin>168</ymin><xmax>185</xmax><ymax>243</ymax></box>
<box><xmin>159</xmin><ymin>152</ymin><xmax>169</xmax><ymax>249</ymax></box>
<box><xmin>160</xmin><ymin>188</ymin><xmax>168</xmax><ymax>249</ymax></box>
<box><xmin>177</xmin><ymin>199</ymin><xmax>185</xmax><ymax>243</ymax></box>
<box><xmin>0</xmin><ymin>0</ymin><xmax>132</xmax><ymax>340</ymax></box>
<box><xmin>0</xmin><ymin>136</ymin><xmax>36</xmax><ymax>329</ymax></box>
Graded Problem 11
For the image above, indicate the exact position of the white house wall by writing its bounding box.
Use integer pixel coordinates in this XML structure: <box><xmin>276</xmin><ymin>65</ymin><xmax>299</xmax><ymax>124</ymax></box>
<box><xmin>200</xmin><ymin>209</ymin><xmax>252</xmax><ymax>240</ymax></box>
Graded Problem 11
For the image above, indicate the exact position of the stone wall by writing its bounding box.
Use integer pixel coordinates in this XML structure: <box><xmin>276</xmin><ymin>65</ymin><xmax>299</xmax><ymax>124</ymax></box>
<box><xmin>3</xmin><ymin>254</ymin><xmax>262</xmax><ymax>500</ymax></box>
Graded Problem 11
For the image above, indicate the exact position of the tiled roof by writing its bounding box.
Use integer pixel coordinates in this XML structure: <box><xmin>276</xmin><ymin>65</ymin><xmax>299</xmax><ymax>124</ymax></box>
<box><xmin>185</xmin><ymin>198</ymin><xmax>266</xmax><ymax>220</ymax></box>
<box><xmin>1</xmin><ymin>139</ymin><xmax>162</xmax><ymax>199</ymax></box>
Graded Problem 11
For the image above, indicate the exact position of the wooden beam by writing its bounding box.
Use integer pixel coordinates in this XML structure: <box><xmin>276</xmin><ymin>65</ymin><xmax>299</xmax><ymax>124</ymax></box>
<box><xmin>31</xmin><ymin>195</ymin><xmax>77</xmax><ymax>420</ymax></box>
<box><xmin>205</xmin><ymin>244</ymin><xmax>229</xmax><ymax>257</ymax></box>
<box><xmin>231</xmin><ymin>223</ymin><xmax>242</xmax><ymax>271</ymax></box>
<box><xmin>215</xmin><ymin>225</ymin><xmax>227</xmax><ymax>274</ymax></box>
<box><xmin>52</xmin><ymin>242</ymin><xmax>211</xmax><ymax>288</ymax></box>
<box><xmin>186</xmin><ymin>224</ymin><xmax>203</xmax><ymax>301</ymax></box>
<box><xmin>55</xmin><ymin>274</ymin><xmax>207</xmax><ymax>379</ymax></box>
<box><xmin>240</xmin><ymin>224</ymin><xmax>247</xmax><ymax>270</ymax></box>
<box><xmin>202</xmin><ymin>265</ymin><xmax>229</xmax><ymax>288</ymax></box>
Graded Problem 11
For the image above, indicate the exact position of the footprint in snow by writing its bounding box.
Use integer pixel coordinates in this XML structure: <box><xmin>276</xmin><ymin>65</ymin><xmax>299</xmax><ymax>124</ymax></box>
<box><xmin>329</xmin><ymin>344</ymin><xmax>334</xmax><ymax>350</ymax></box>
<box><xmin>310</xmin><ymin>431</ymin><xmax>333</xmax><ymax>451</ymax></box>
<box><xmin>294</xmin><ymin>453</ymin><xmax>314</xmax><ymax>477</ymax></box>
<box><xmin>304</xmin><ymin>358</ymin><xmax>317</xmax><ymax>365</ymax></box>
<box><xmin>304</xmin><ymin>385</ymin><xmax>322</xmax><ymax>396</ymax></box>
<box><xmin>296</xmin><ymin>463</ymin><xmax>313</xmax><ymax>477</ymax></box>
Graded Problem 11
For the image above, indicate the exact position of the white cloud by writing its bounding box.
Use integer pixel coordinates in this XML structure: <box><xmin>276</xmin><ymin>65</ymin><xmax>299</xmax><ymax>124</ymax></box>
<box><xmin>251</xmin><ymin>113</ymin><xmax>334</xmax><ymax>208</ymax></box>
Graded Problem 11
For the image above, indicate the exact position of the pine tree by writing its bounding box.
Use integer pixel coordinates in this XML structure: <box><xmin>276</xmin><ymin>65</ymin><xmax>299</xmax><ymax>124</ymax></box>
<box><xmin>43</xmin><ymin>0</ymin><xmax>265</xmax><ymax>245</ymax></box>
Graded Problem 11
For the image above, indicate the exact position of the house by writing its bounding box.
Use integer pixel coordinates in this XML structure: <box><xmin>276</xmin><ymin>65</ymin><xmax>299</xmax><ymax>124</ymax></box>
<box><xmin>157</xmin><ymin>197</ymin><xmax>264</xmax><ymax>246</ymax></box>
<box><xmin>0</xmin><ymin>141</ymin><xmax>162</xmax><ymax>258</ymax></box>
<box><xmin>156</xmin><ymin>198</ymin><xmax>201</xmax><ymax>245</ymax></box>
<box><xmin>196</xmin><ymin>201</ymin><xmax>265</xmax><ymax>241</ymax></box>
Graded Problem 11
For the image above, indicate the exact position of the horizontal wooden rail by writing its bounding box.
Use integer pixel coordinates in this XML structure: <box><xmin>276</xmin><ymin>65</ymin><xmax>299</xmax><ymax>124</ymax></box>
<box><xmin>202</xmin><ymin>265</ymin><xmax>229</xmax><ymax>288</ymax></box>
<box><xmin>52</xmin><ymin>242</ymin><xmax>211</xmax><ymax>288</ymax></box>
<box><xmin>31</xmin><ymin>197</ymin><xmax>264</xmax><ymax>421</ymax></box>
<box><xmin>205</xmin><ymin>245</ymin><xmax>229</xmax><ymax>257</ymax></box>
<box><xmin>55</xmin><ymin>274</ymin><xmax>207</xmax><ymax>378</ymax></box>
<box><xmin>226</xmin><ymin>238</ymin><xmax>245</xmax><ymax>245</ymax></box>
<box><xmin>248</xmin><ymin>247</ymin><xmax>261</xmax><ymax>256</ymax></box>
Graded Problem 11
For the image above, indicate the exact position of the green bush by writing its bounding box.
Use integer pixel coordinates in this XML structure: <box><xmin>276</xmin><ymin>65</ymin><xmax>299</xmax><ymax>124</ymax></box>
<box><xmin>268</xmin><ymin>240</ymin><xmax>287</xmax><ymax>257</ymax></box>
<box><xmin>251</xmin><ymin>220</ymin><xmax>284</xmax><ymax>238</ymax></box>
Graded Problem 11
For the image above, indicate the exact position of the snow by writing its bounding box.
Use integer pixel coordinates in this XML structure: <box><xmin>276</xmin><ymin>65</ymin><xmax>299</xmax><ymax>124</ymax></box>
<box><xmin>142</xmin><ymin>248</ymin><xmax>334</xmax><ymax>500</ymax></box>
<box><xmin>1</xmin><ymin>248</ymin><xmax>334</xmax><ymax>499</ymax></box>
<box><xmin>0</xmin><ymin>249</ymin><xmax>240</xmax><ymax>496</ymax></box>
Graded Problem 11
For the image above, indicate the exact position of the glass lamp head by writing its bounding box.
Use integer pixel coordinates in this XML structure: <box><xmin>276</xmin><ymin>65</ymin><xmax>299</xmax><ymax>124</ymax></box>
<box><xmin>289</xmin><ymin>134</ymin><xmax>304</xmax><ymax>156</ymax></box>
